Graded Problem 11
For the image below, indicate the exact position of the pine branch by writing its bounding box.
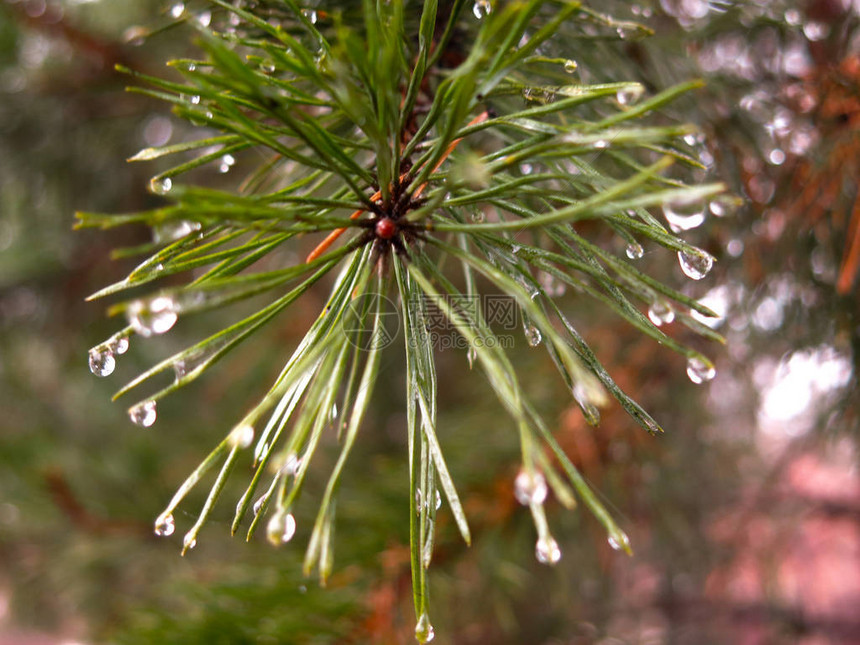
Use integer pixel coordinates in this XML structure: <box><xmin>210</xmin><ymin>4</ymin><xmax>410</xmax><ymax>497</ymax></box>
<box><xmin>81</xmin><ymin>2</ymin><xmax>726</xmax><ymax>641</ymax></box>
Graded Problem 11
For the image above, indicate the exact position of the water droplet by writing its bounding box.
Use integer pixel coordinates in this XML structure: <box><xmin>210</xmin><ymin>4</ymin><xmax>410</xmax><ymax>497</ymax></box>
<box><xmin>282</xmin><ymin>453</ymin><xmax>300</xmax><ymax>476</ymax></box>
<box><xmin>686</xmin><ymin>356</ymin><xmax>716</xmax><ymax>384</ymax></box>
<box><xmin>514</xmin><ymin>469</ymin><xmax>548</xmax><ymax>506</ymax></box>
<box><xmin>520</xmin><ymin>163</ymin><xmax>533</xmax><ymax>175</ymax></box>
<box><xmin>768</xmin><ymin>148</ymin><xmax>786</xmax><ymax>166</ymax></box>
<box><xmin>129</xmin><ymin>400</ymin><xmax>157</xmax><ymax>428</ymax></box>
<box><xmin>301</xmin><ymin>8</ymin><xmax>318</xmax><ymax>24</ymax></box>
<box><xmin>252</xmin><ymin>495</ymin><xmax>266</xmax><ymax>515</ymax></box>
<box><xmin>183</xmin><ymin>532</ymin><xmax>197</xmax><ymax>551</ymax></box>
<box><xmin>593</xmin><ymin>139</ymin><xmax>609</xmax><ymax>149</ymax></box>
<box><xmin>563</xmin><ymin>59</ymin><xmax>577</xmax><ymax>73</ymax></box>
<box><xmin>677</xmin><ymin>249</ymin><xmax>714</xmax><ymax>280</ymax></box>
<box><xmin>523</xmin><ymin>323</ymin><xmax>542</xmax><ymax>347</ymax></box>
<box><xmin>127</xmin><ymin>296</ymin><xmax>178</xmax><ymax>337</ymax></box>
<box><xmin>608</xmin><ymin>530</ymin><xmax>630</xmax><ymax>551</ymax></box>
<box><xmin>662</xmin><ymin>198</ymin><xmax>705</xmax><ymax>232</ymax></box>
<box><xmin>415</xmin><ymin>612</ymin><xmax>435</xmax><ymax>643</ymax></box>
<box><xmin>190</xmin><ymin>94</ymin><xmax>201</xmax><ymax>105</ymax></box>
<box><xmin>266</xmin><ymin>510</ymin><xmax>297</xmax><ymax>546</ymax></box>
<box><xmin>648</xmin><ymin>300</ymin><xmax>675</xmax><ymax>326</ymax></box>
<box><xmin>625</xmin><ymin>242</ymin><xmax>644</xmax><ymax>260</ymax></box>
<box><xmin>727</xmin><ymin>238</ymin><xmax>744</xmax><ymax>257</ymax></box>
<box><xmin>435</xmin><ymin>490</ymin><xmax>442</xmax><ymax>510</ymax></box>
<box><xmin>616</xmin><ymin>85</ymin><xmax>643</xmax><ymax>106</ymax></box>
<box><xmin>196</xmin><ymin>10</ymin><xmax>212</xmax><ymax>27</ymax></box>
<box><xmin>803</xmin><ymin>21</ymin><xmax>829</xmax><ymax>41</ymax></box>
<box><xmin>150</xmin><ymin>176</ymin><xmax>172</xmax><ymax>195</ymax></box>
<box><xmin>154</xmin><ymin>512</ymin><xmax>175</xmax><ymax>537</ymax></box>
<box><xmin>683</xmin><ymin>133</ymin><xmax>704</xmax><ymax>147</ymax></box>
<box><xmin>469</xmin><ymin>207</ymin><xmax>485</xmax><ymax>223</ymax></box>
<box><xmin>114</xmin><ymin>335</ymin><xmax>130</xmax><ymax>355</ymax></box>
<box><xmin>709</xmin><ymin>196</ymin><xmax>739</xmax><ymax>218</ymax></box>
<box><xmin>260</xmin><ymin>61</ymin><xmax>276</xmax><ymax>73</ymax></box>
<box><xmin>472</xmin><ymin>0</ymin><xmax>491</xmax><ymax>19</ymax></box>
<box><xmin>186</xmin><ymin>62</ymin><xmax>196</xmax><ymax>72</ymax></box>
<box><xmin>153</xmin><ymin>219</ymin><xmax>201</xmax><ymax>244</ymax></box>
<box><xmin>88</xmin><ymin>346</ymin><xmax>116</xmax><ymax>377</ymax></box>
<box><xmin>535</xmin><ymin>535</ymin><xmax>562</xmax><ymax>565</ymax></box>
<box><xmin>169</xmin><ymin>2</ymin><xmax>185</xmax><ymax>19</ymax></box>
<box><xmin>573</xmin><ymin>382</ymin><xmax>600</xmax><ymax>425</ymax></box>
<box><xmin>415</xmin><ymin>488</ymin><xmax>423</xmax><ymax>514</ymax></box>
<box><xmin>229</xmin><ymin>424</ymin><xmax>254</xmax><ymax>449</ymax></box>
<box><xmin>218</xmin><ymin>153</ymin><xmax>236</xmax><ymax>173</ymax></box>
<box><xmin>467</xmin><ymin>345</ymin><xmax>477</xmax><ymax>369</ymax></box>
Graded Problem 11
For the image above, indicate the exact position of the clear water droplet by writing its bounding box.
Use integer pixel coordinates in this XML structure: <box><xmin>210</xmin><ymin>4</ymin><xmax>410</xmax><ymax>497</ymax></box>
<box><xmin>608</xmin><ymin>530</ymin><xmax>630</xmax><ymax>551</ymax></box>
<box><xmin>219</xmin><ymin>154</ymin><xmax>236</xmax><ymax>174</ymax></box>
<box><xmin>129</xmin><ymin>400</ymin><xmax>157</xmax><ymax>427</ymax></box>
<box><xmin>678</xmin><ymin>249</ymin><xmax>714</xmax><ymax>280</ymax></box>
<box><xmin>535</xmin><ymin>535</ymin><xmax>562</xmax><ymax>565</ymax></box>
<box><xmin>648</xmin><ymin>300</ymin><xmax>675</xmax><ymax>326</ymax></box>
<box><xmin>663</xmin><ymin>198</ymin><xmax>705</xmax><ymax>232</ymax></box>
<box><xmin>190</xmin><ymin>94</ymin><xmax>201</xmax><ymax>105</ymax></box>
<box><xmin>415</xmin><ymin>488</ymin><xmax>423</xmax><ymax>514</ymax></box>
<box><xmin>472</xmin><ymin>0</ymin><xmax>491</xmax><ymax>19</ymax></box>
<box><xmin>229</xmin><ymin>424</ymin><xmax>255</xmax><ymax>449</ymax></box>
<box><xmin>523</xmin><ymin>323</ymin><xmax>542</xmax><ymax>347</ymax></box>
<box><xmin>803</xmin><ymin>21</ymin><xmax>829</xmax><ymax>41</ymax></box>
<box><xmin>709</xmin><ymin>196</ymin><xmax>739</xmax><ymax>218</ymax></box>
<box><xmin>183</xmin><ymin>532</ymin><xmax>197</xmax><ymax>551</ymax></box>
<box><xmin>768</xmin><ymin>148</ymin><xmax>786</xmax><ymax>165</ymax></box>
<box><xmin>467</xmin><ymin>345</ymin><xmax>477</xmax><ymax>369</ymax></box>
<box><xmin>686</xmin><ymin>356</ymin><xmax>716</xmax><ymax>384</ymax></box>
<box><xmin>435</xmin><ymin>489</ymin><xmax>442</xmax><ymax>510</ymax></box>
<box><xmin>514</xmin><ymin>469</ymin><xmax>548</xmax><ymax>506</ymax></box>
<box><xmin>186</xmin><ymin>62</ymin><xmax>196</xmax><ymax>72</ymax></box>
<box><xmin>415</xmin><ymin>612</ymin><xmax>435</xmax><ymax>643</ymax></box>
<box><xmin>469</xmin><ymin>207</ymin><xmax>485</xmax><ymax>223</ymax></box>
<box><xmin>154</xmin><ymin>512</ymin><xmax>175</xmax><ymax>536</ymax></box>
<box><xmin>727</xmin><ymin>238</ymin><xmax>744</xmax><ymax>257</ymax></box>
<box><xmin>282</xmin><ymin>453</ymin><xmax>300</xmax><ymax>476</ymax></box>
<box><xmin>301</xmin><ymin>8</ymin><xmax>318</xmax><ymax>24</ymax></box>
<box><xmin>252</xmin><ymin>495</ymin><xmax>266</xmax><ymax>515</ymax></box>
<box><xmin>114</xmin><ymin>335</ymin><xmax>130</xmax><ymax>355</ymax></box>
<box><xmin>593</xmin><ymin>139</ymin><xmax>609</xmax><ymax>149</ymax></box>
<box><xmin>573</xmin><ymin>382</ymin><xmax>600</xmax><ymax>425</ymax></box>
<box><xmin>683</xmin><ymin>133</ymin><xmax>704</xmax><ymax>147</ymax></box>
<box><xmin>169</xmin><ymin>2</ymin><xmax>185</xmax><ymax>19</ymax></box>
<box><xmin>266</xmin><ymin>510</ymin><xmax>297</xmax><ymax>546</ymax></box>
<box><xmin>127</xmin><ymin>296</ymin><xmax>178</xmax><ymax>337</ymax></box>
<box><xmin>150</xmin><ymin>176</ymin><xmax>172</xmax><ymax>195</ymax></box>
<box><xmin>153</xmin><ymin>219</ymin><xmax>201</xmax><ymax>244</ymax></box>
<box><xmin>625</xmin><ymin>242</ymin><xmax>644</xmax><ymax>260</ymax></box>
<box><xmin>616</xmin><ymin>85</ymin><xmax>643</xmax><ymax>106</ymax></box>
<box><xmin>196</xmin><ymin>10</ymin><xmax>212</xmax><ymax>27</ymax></box>
<box><xmin>88</xmin><ymin>346</ymin><xmax>116</xmax><ymax>377</ymax></box>
<box><xmin>520</xmin><ymin>162</ymin><xmax>533</xmax><ymax>175</ymax></box>
<box><xmin>563</xmin><ymin>59</ymin><xmax>577</xmax><ymax>73</ymax></box>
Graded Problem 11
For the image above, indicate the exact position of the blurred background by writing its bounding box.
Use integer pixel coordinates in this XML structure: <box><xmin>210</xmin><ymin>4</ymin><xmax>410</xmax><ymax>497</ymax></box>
<box><xmin>0</xmin><ymin>0</ymin><xmax>858</xmax><ymax>643</ymax></box>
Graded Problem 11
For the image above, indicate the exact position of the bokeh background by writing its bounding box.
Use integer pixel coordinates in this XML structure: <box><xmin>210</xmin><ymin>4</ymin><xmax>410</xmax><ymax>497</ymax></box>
<box><xmin>1</xmin><ymin>1</ymin><xmax>858</xmax><ymax>643</ymax></box>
